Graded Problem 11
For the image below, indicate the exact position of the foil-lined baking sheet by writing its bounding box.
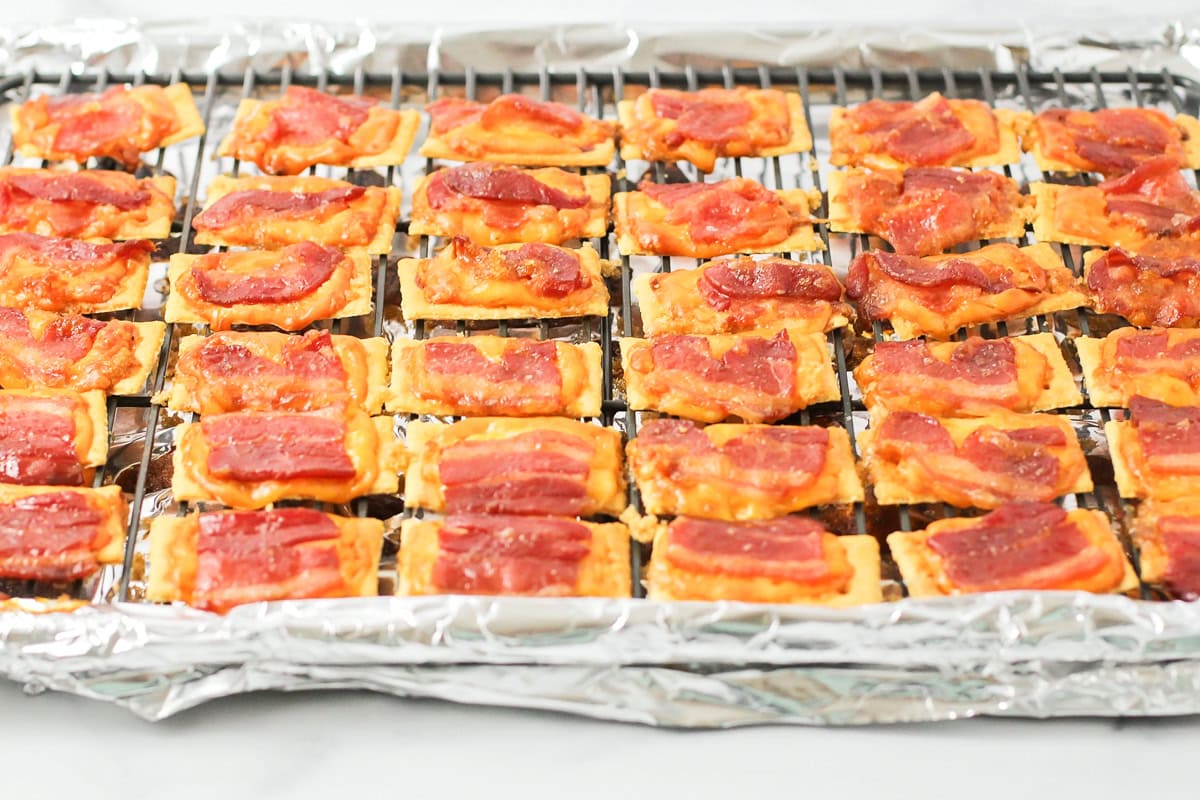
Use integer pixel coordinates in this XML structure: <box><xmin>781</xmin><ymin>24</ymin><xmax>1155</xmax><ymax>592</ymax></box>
<box><xmin>1</xmin><ymin>20</ymin><xmax>1200</xmax><ymax>726</ymax></box>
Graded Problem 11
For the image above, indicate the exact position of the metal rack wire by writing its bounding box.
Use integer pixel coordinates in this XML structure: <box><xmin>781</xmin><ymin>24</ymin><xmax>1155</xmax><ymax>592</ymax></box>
<box><xmin>1</xmin><ymin>63</ymin><xmax>1197</xmax><ymax>605</ymax></box>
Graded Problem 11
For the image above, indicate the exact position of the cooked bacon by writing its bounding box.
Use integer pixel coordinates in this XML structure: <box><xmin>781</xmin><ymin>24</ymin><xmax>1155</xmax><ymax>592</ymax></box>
<box><xmin>6</xmin><ymin>172</ymin><xmax>150</xmax><ymax>210</ymax></box>
<box><xmin>1158</xmin><ymin>514</ymin><xmax>1200</xmax><ymax>600</ymax></box>
<box><xmin>201</xmin><ymin>411</ymin><xmax>356</xmax><ymax>482</ymax></box>
<box><xmin>959</xmin><ymin>425</ymin><xmax>1063</xmax><ymax>487</ymax></box>
<box><xmin>874</xmin><ymin>411</ymin><xmax>956</xmax><ymax>455</ymax></box>
<box><xmin>633</xmin><ymin>418</ymin><xmax>830</xmax><ymax>499</ymax></box>
<box><xmin>0</xmin><ymin>233</ymin><xmax>152</xmax><ymax>311</ymax></box>
<box><xmin>860</xmin><ymin>338</ymin><xmax>1044</xmax><ymax>416</ymax></box>
<box><xmin>840</xmin><ymin>167</ymin><xmax>1020</xmax><ymax>255</ymax></box>
<box><xmin>432</xmin><ymin>513</ymin><xmax>591</xmax><ymax>595</ymax></box>
<box><xmin>665</xmin><ymin>515</ymin><xmax>838</xmax><ymax>583</ymax></box>
<box><xmin>846</xmin><ymin>245</ymin><xmax>1049</xmax><ymax>325</ymax></box>
<box><xmin>698</xmin><ymin>258</ymin><xmax>842</xmax><ymax>311</ymax></box>
<box><xmin>1106</xmin><ymin>331</ymin><xmax>1200</xmax><ymax>391</ymax></box>
<box><xmin>650</xmin><ymin>89</ymin><xmax>753</xmax><ymax>145</ymax></box>
<box><xmin>193</xmin><ymin>186</ymin><xmax>366</xmax><ymax>231</ymax></box>
<box><xmin>182</xmin><ymin>330</ymin><xmax>352</xmax><ymax>413</ymax></box>
<box><xmin>1129</xmin><ymin>395</ymin><xmax>1200</xmax><ymax>474</ymax></box>
<box><xmin>425</xmin><ymin>237</ymin><xmax>588</xmax><ymax>301</ymax></box>
<box><xmin>478</xmin><ymin>94</ymin><xmax>585</xmax><ymax>132</ymax></box>
<box><xmin>1036</xmin><ymin>108</ymin><xmax>1182</xmax><ymax>175</ymax></box>
<box><xmin>926</xmin><ymin>502</ymin><xmax>1110</xmax><ymax>591</ymax></box>
<box><xmin>1087</xmin><ymin>242</ymin><xmax>1200</xmax><ymax>327</ymax></box>
<box><xmin>0</xmin><ymin>491</ymin><xmax>103</xmax><ymax>580</ymax></box>
<box><xmin>438</xmin><ymin>429</ymin><xmax>592</xmax><ymax>516</ymax></box>
<box><xmin>418</xmin><ymin>339</ymin><xmax>563</xmax><ymax>416</ymax></box>
<box><xmin>262</xmin><ymin>86</ymin><xmax>373</xmax><ymax>147</ymax></box>
<box><xmin>0</xmin><ymin>393</ymin><xmax>83</xmax><ymax>486</ymax></box>
<box><xmin>1099</xmin><ymin>156</ymin><xmax>1200</xmax><ymax>234</ymax></box>
<box><xmin>18</xmin><ymin>85</ymin><xmax>182</xmax><ymax>165</ymax></box>
<box><xmin>843</xmin><ymin>94</ymin><xmax>979</xmax><ymax>165</ymax></box>
<box><xmin>193</xmin><ymin>508</ymin><xmax>344</xmax><ymax>613</ymax></box>
<box><xmin>639</xmin><ymin>178</ymin><xmax>801</xmax><ymax>247</ymax></box>
<box><xmin>427</xmin><ymin>164</ymin><xmax>588</xmax><ymax>210</ymax></box>
<box><xmin>0</xmin><ymin>307</ymin><xmax>144</xmax><ymax>392</ymax></box>
<box><xmin>190</xmin><ymin>242</ymin><xmax>341</xmax><ymax>305</ymax></box>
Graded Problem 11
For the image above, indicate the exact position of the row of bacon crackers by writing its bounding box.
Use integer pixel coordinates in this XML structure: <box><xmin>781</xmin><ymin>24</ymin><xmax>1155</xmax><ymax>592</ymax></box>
<box><xmin>12</xmin><ymin>81</ymin><xmax>1200</xmax><ymax>178</ymax></box>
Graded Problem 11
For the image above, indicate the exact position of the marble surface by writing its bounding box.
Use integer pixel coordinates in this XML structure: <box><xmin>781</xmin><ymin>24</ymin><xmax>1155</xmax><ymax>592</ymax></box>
<box><xmin>3</xmin><ymin>679</ymin><xmax>1198</xmax><ymax>797</ymax></box>
<box><xmin>5</xmin><ymin>2</ymin><xmax>1200</xmax><ymax>794</ymax></box>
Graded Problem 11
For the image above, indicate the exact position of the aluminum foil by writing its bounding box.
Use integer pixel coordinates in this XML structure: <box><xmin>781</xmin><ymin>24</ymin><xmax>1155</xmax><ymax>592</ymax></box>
<box><xmin>2</xmin><ymin>19</ymin><xmax>1200</xmax><ymax>726</ymax></box>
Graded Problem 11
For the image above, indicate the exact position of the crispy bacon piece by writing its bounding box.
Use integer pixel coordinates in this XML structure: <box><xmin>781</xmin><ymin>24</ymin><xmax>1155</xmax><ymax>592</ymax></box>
<box><xmin>832</xmin><ymin>167</ymin><xmax>1026</xmax><ymax>255</ymax></box>
<box><xmin>627</xmin><ymin>178</ymin><xmax>813</xmax><ymax>257</ymax></box>
<box><xmin>437</xmin><ymin>430</ymin><xmax>594</xmax><ymax>516</ymax></box>
<box><xmin>191</xmin><ymin>508</ymin><xmax>344</xmax><ymax>613</ymax></box>
<box><xmin>1100</xmin><ymin>157</ymin><xmax>1200</xmax><ymax>235</ymax></box>
<box><xmin>866</xmin><ymin>411</ymin><xmax>1088</xmax><ymax>508</ymax></box>
<box><xmin>628</xmin><ymin>419</ymin><xmax>861</xmax><ymax>519</ymax></box>
<box><xmin>0</xmin><ymin>491</ymin><xmax>113</xmax><ymax>581</ymax></box>
<box><xmin>845</xmin><ymin>243</ymin><xmax>1081</xmax><ymax>338</ymax></box>
<box><xmin>1154</xmin><ymin>513</ymin><xmax>1200</xmax><ymax>600</ymax></box>
<box><xmin>856</xmin><ymin>337</ymin><xmax>1060</xmax><ymax>417</ymax></box>
<box><xmin>430</xmin><ymin>514</ymin><xmax>592</xmax><ymax>596</ymax></box>
<box><xmin>423</xmin><ymin>94</ymin><xmax>614</xmax><ymax>164</ymax></box>
<box><xmin>0</xmin><ymin>307</ymin><xmax>158</xmax><ymax>394</ymax></box>
<box><xmin>636</xmin><ymin>257</ymin><xmax>850</xmax><ymax>336</ymax></box>
<box><xmin>1127</xmin><ymin>396</ymin><xmax>1200</xmax><ymax>475</ymax></box>
<box><xmin>429</xmin><ymin>163</ymin><xmax>587</xmax><ymax>213</ymax></box>
<box><xmin>844</xmin><ymin>94</ymin><xmax>976</xmax><ymax>165</ymax></box>
<box><xmin>925</xmin><ymin>503</ymin><xmax>1119</xmax><ymax>592</ymax></box>
<box><xmin>623</xmin><ymin>329</ymin><xmax>837</xmax><ymax>424</ymax></box>
<box><xmin>0</xmin><ymin>393</ymin><xmax>84</xmax><ymax>486</ymax></box>
<box><xmin>662</xmin><ymin>516</ymin><xmax>854</xmax><ymax>597</ymax></box>
<box><xmin>1086</xmin><ymin>242</ymin><xmax>1200</xmax><ymax>326</ymax></box>
<box><xmin>201</xmin><ymin>411</ymin><xmax>357</xmax><ymax>483</ymax></box>
<box><xmin>620</xmin><ymin>88</ymin><xmax>802</xmax><ymax>172</ymax></box>
<box><xmin>0</xmin><ymin>168</ymin><xmax>174</xmax><ymax>240</ymax></box>
<box><xmin>219</xmin><ymin>86</ymin><xmax>416</xmax><ymax>175</ymax></box>
<box><xmin>1032</xmin><ymin>108</ymin><xmax>1190</xmax><ymax>175</ymax></box>
<box><xmin>1078</xmin><ymin>328</ymin><xmax>1200</xmax><ymax>408</ymax></box>
<box><xmin>196</xmin><ymin>186</ymin><xmax>366</xmax><ymax>231</ymax></box>
<box><xmin>419</xmin><ymin>339</ymin><xmax>561</xmax><ymax>415</ymax></box>
<box><xmin>190</xmin><ymin>242</ymin><xmax>340</xmax><ymax>306</ymax></box>
<box><xmin>405</xmin><ymin>418</ymin><xmax>624</xmax><ymax>516</ymax></box>
<box><xmin>0</xmin><ymin>233</ymin><xmax>153</xmax><ymax>313</ymax></box>
<box><xmin>421</xmin><ymin>237</ymin><xmax>588</xmax><ymax>302</ymax></box>
<box><xmin>170</xmin><ymin>330</ymin><xmax>374</xmax><ymax>414</ymax></box>
<box><xmin>13</xmin><ymin>84</ymin><xmax>195</xmax><ymax>165</ymax></box>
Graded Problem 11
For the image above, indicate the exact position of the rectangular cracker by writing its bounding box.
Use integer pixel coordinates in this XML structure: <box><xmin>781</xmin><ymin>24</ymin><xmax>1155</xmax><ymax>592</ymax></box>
<box><xmin>388</xmin><ymin>337</ymin><xmax>602</xmax><ymax>418</ymax></box>
<box><xmin>643</xmin><ymin>521</ymin><xmax>882</xmax><ymax>606</ymax></box>
<box><xmin>827</xmin><ymin>168</ymin><xmax>1031</xmax><ymax>242</ymax></box>
<box><xmin>195</xmin><ymin>175</ymin><xmax>401</xmax><ymax>254</ymax></box>
<box><xmin>164</xmin><ymin>248</ymin><xmax>373</xmax><ymax>330</ymax></box>
<box><xmin>404</xmin><ymin>416</ymin><xmax>625</xmax><ymax>516</ymax></box>
<box><xmin>397</xmin><ymin>242</ymin><xmax>610</xmax><ymax>321</ymax></box>
<box><xmin>861</xmin><ymin>411</ymin><xmax>1092</xmax><ymax>506</ymax></box>
<box><xmin>628</xmin><ymin>423</ymin><xmax>863</xmax><ymax>519</ymax></box>
<box><xmin>617</xmin><ymin>91</ymin><xmax>813</xmax><ymax>171</ymax></box>
<box><xmin>1014</xmin><ymin>109</ymin><xmax>1200</xmax><ymax>174</ymax></box>
<box><xmin>219</xmin><ymin>97</ymin><xmax>420</xmax><ymax>170</ymax></box>
<box><xmin>888</xmin><ymin>508</ymin><xmax>1138</xmax><ymax>597</ymax></box>
<box><xmin>172</xmin><ymin>411</ymin><xmax>402</xmax><ymax>508</ymax></box>
<box><xmin>408</xmin><ymin>168</ymin><xmax>610</xmax><ymax>246</ymax></box>
<box><xmin>161</xmin><ymin>332</ymin><xmax>389</xmax><ymax>415</ymax></box>
<box><xmin>621</xmin><ymin>328</ymin><xmax>839</xmax><ymax>424</ymax></box>
<box><xmin>0</xmin><ymin>483</ymin><xmax>127</xmax><ymax>569</ymax></box>
<box><xmin>397</xmin><ymin>517</ymin><xmax>630</xmax><ymax>598</ymax></box>
<box><xmin>614</xmin><ymin>186</ymin><xmax>824</xmax><ymax>257</ymax></box>
<box><xmin>829</xmin><ymin>99</ymin><xmax>1022</xmax><ymax>169</ymax></box>
<box><xmin>1106</xmin><ymin>418</ymin><xmax>1200</xmax><ymax>502</ymax></box>
<box><xmin>0</xmin><ymin>168</ymin><xmax>175</xmax><ymax>240</ymax></box>
<box><xmin>633</xmin><ymin>260</ymin><xmax>852</xmax><ymax>337</ymax></box>
<box><xmin>1077</xmin><ymin>328</ymin><xmax>1200</xmax><ymax>408</ymax></box>
<box><xmin>148</xmin><ymin>511</ymin><xmax>384</xmax><ymax>607</ymax></box>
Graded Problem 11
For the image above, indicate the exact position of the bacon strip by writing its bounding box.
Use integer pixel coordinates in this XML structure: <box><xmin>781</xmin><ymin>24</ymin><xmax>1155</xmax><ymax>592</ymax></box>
<box><xmin>0</xmin><ymin>393</ymin><xmax>83</xmax><ymax>486</ymax></box>
<box><xmin>1129</xmin><ymin>395</ymin><xmax>1200</xmax><ymax>475</ymax></box>
<box><xmin>665</xmin><ymin>516</ymin><xmax>837</xmax><ymax>583</ymax></box>
<box><xmin>1098</xmin><ymin>156</ymin><xmax>1200</xmax><ymax>235</ymax></box>
<box><xmin>698</xmin><ymin>258</ymin><xmax>842</xmax><ymax>311</ymax></box>
<box><xmin>420</xmin><ymin>237</ymin><xmax>588</xmax><ymax>303</ymax></box>
<box><xmin>0</xmin><ymin>491</ymin><xmax>104</xmax><ymax>580</ymax></box>
<box><xmin>190</xmin><ymin>242</ymin><xmax>342</xmax><ymax>305</ymax></box>
<box><xmin>1035</xmin><ymin>108</ymin><xmax>1184</xmax><ymax>175</ymax></box>
<box><xmin>1159</xmin><ymin>514</ymin><xmax>1200</xmax><ymax>600</ymax></box>
<box><xmin>639</xmin><ymin>178</ymin><xmax>803</xmax><ymax>247</ymax></box>
<box><xmin>1087</xmin><ymin>242</ymin><xmax>1200</xmax><ymax>326</ymax></box>
<box><xmin>926</xmin><ymin>502</ymin><xmax>1111</xmax><ymax>591</ymax></box>
<box><xmin>432</xmin><ymin>513</ymin><xmax>591</xmax><ymax>595</ymax></box>
<box><xmin>193</xmin><ymin>508</ymin><xmax>344</xmax><ymax>613</ymax></box>
<box><xmin>438</xmin><ymin>429</ymin><xmax>593</xmax><ymax>516</ymax></box>
<box><xmin>427</xmin><ymin>164</ymin><xmax>587</xmax><ymax>210</ymax></box>
<box><xmin>201</xmin><ymin>411</ymin><xmax>356</xmax><ymax>482</ymax></box>
<box><xmin>194</xmin><ymin>186</ymin><xmax>366</xmax><ymax>231</ymax></box>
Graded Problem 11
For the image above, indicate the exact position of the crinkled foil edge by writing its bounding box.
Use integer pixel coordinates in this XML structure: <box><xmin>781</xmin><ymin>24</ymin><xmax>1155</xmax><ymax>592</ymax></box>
<box><xmin>2</xmin><ymin>20</ymin><xmax>1200</xmax><ymax>725</ymax></box>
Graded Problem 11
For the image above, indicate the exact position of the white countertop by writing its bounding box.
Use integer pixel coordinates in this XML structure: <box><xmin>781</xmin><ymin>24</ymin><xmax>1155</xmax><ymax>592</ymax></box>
<box><xmin>5</xmin><ymin>3</ymin><xmax>1200</xmax><ymax>794</ymax></box>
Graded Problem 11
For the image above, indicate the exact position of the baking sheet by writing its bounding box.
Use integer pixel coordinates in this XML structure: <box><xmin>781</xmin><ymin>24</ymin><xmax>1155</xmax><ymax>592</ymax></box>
<box><xmin>1</xmin><ymin>20</ymin><xmax>1200</xmax><ymax>726</ymax></box>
